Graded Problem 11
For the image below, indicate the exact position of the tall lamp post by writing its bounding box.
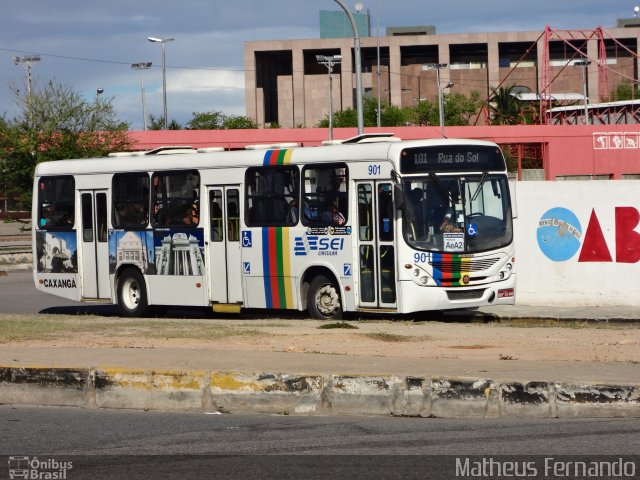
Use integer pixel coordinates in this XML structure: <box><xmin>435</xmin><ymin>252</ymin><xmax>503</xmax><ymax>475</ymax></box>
<box><xmin>131</xmin><ymin>62</ymin><xmax>152</xmax><ymax>130</ymax></box>
<box><xmin>148</xmin><ymin>37</ymin><xmax>174</xmax><ymax>130</ymax></box>
<box><xmin>431</xmin><ymin>63</ymin><xmax>453</xmax><ymax>137</ymax></box>
<box><xmin>574</xmin><ymin>59</ymin><xmax>591</xmax><ymax>125</ymax></box>
<box><xmin>333</xmin><ymin>0</ymin><xmax>363</xmax><ymax>135</ymax></box>
<box><xmin>316</xmin><ymin>55</ymin><xmax>342</xmax><ymax>141</ymax></box>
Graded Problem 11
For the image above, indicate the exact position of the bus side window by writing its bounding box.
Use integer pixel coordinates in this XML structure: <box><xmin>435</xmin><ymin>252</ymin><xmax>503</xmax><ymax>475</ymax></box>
<box><xmin>112</xmin><ymin>173</ymin><xmax>149</xmax><ymax>229</ymax></box>
<box><xmin>244</xmin><ymin>166</ymin><xmax>299</xmax><ymax>227</ymax></box>
<box><xmin>151</xmin><ymin>170</ymin><xmax>200</xmax><ymax>228</ymax></box>
<box><xmin>210</xmin><ymin>190</ymin><xmax>223</xmax><ymax>242</ymax></box>
<box><xmin>302</xmin><ymin>164</ymin><xmax>348</xmax><ymax>226</ymax></box>
<box><xmin>227</xmin><ymin>189</ymin><xmax>240</xmax><ymax>241</ymax></box>
<box><xmin>38</xmin><ymin>176</ymin><xmax>75</xmax><ymax>230</ymax></box>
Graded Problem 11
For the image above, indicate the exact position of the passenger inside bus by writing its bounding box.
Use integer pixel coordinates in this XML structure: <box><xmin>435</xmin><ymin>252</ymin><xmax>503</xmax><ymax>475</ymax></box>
<box><xmin>321</xmin><ymin>199</ymin><xmax>345</xmax><ymax>225</ymax></box>
<box><xmin>182</xmin><ymin>201</ymin><xmax>199</xmax><ymax>226</ymax></box>
<box><xmin>440</xmin><ymin>209</ymin><xmax>463</xmax><ymax>233</ymax></box>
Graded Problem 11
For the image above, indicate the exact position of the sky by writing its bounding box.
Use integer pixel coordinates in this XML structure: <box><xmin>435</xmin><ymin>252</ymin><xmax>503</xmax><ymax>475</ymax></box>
<box><xmin>0</xmin><ymin>0</ymin><xmax>634</xmax><ymax>130</ymax></box>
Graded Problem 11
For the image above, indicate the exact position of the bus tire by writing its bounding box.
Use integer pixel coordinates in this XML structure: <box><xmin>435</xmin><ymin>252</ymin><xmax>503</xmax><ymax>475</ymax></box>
<box><xmin>117</xmin><ymin>268</ymin><xmax>148</xmax><ymax>317</ymax></box>
<box><xmin>307</xmin><ymin>274</ymin><xmax>342</xmax><ymax>320</ymax></box>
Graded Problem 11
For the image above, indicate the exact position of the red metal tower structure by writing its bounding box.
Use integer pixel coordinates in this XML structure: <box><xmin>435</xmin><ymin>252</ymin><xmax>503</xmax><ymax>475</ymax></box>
<box><xmin>539</xmin><ymin>25</ymin><xmax>640</xmax><ymax>124</ymax></box>
<box><xmin>539</xmin><ymin>26</ymin><xmax>609</xmax><ymax>124</ymax></box>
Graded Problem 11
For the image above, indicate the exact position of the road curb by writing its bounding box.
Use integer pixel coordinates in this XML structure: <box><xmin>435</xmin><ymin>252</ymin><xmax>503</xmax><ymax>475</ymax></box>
<box><xmin>1</xmin><ymin>366</ymin><xmax>639</xmax><ymax>418</ymax></box>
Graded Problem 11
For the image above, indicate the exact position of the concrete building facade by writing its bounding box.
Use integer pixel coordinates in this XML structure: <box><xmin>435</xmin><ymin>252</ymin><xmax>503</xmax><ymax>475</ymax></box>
<box><xmin>244</xmin><ymin>25</ymin><xmax>640</xmax><ymax>128</ymax></box>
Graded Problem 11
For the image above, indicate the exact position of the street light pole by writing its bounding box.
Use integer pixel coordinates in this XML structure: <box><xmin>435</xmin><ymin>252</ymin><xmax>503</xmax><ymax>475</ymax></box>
<box><xmin>148</xmin><ymin>37</ymin><xmax>174</xmax><ymax>130</ymax></box>
<box><xmin>431</xmin><ymin>63</ymin><xmax>450</xmax><ymax>137</ymax></box>
<box><xmin>132</xmin><ymin>62</ymin><xmax>152</xmax><ymax>130</ymax></box>
<box><xmin>317</xmin><ymin>55</ymin><xmax>342</xmax><ymax>141</ymax></box>
<box><xmin>333</xmin><ymin>0</ymin><xmax>363</xmax><ymax>135</ymax></box>
<box><xmin>575</xmin><ymin>59</ymin><xmax>591</xmax><ymax>125</ymax></box>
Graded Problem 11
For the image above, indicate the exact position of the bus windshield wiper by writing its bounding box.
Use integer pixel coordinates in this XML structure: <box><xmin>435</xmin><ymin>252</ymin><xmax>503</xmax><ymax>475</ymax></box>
<box><xmin>470</xmin><ymin>171</ymin><xmax>488</xmax><ymax>203</ymax></box>
<box><xmin>428</xmin><ymin>172</ymin><xmax>452</xmax><ymax>204</ymax></box>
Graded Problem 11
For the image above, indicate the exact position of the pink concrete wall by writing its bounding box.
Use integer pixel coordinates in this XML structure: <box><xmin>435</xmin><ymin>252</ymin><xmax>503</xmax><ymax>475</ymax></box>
<box><xmin>127</xmin><ymin>125</ymin><xmax>640</xmax><ymax>179</ymax></box>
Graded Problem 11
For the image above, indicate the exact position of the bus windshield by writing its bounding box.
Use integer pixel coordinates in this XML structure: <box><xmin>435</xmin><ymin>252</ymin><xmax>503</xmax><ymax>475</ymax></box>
<box><xmin>402</xmin><ymin>174</ymin><xmax>513</xmax><ymax>253</ymax></box>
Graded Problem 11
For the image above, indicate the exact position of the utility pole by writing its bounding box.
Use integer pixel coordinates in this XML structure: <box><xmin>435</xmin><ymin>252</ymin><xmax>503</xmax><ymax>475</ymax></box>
<box><xmin>14</xmin><ymin>55</ymin><xmax>41</xmax><ymax>98</ymax></box>
<box><xmin>14</xmin><ymin>55</ymin><xmax>41</xmax><ymax>126</ymax></box>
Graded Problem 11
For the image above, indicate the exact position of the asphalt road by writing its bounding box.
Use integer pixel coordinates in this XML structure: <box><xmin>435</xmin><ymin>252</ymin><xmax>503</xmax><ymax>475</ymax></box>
<box><xmin>1</xmin><ymin>406</ymin><xmax>639</xmax><ymax>479</ymax></box>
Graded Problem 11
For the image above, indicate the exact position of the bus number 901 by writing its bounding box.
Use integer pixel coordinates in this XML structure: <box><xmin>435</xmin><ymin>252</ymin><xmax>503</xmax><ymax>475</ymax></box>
<box><xmin>368</xmin><ymin>164</ymin><xmax>381</xmax><ymax>176</ymax></box>
<box><xmin>414</xmin><ymin>252</ymin><xmax>428</xmax><ymax>263</ymax></box>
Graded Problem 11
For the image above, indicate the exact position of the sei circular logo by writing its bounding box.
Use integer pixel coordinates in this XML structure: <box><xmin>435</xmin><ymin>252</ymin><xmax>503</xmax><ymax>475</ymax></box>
<box><xmin>536</xmin><ymin>207</ymin><xmax>583</xmax><ymax>261</ymax></box>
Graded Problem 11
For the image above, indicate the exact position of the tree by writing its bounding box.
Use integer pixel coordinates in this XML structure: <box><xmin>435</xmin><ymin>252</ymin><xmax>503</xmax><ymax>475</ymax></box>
<box><xmin>444</xmin><ymin>90</ymin><xmax>483</xmax><ymax>126</ymax></box>
<box><xmin>222</xmin><ymin>115</ymin><xmax>258</xmax><ymax>129</ymax></box>
<box><xmin>411</xmin><ymin>99</ymin><xmax>439</xmax><ymax>126</ymax></box>
<box><xmin>186</xmin><ymin>111</ymin><xmax>257</xmax><ymax>130</ymax></box>
<box><xmin>186</xmin><ymin>111</ymin><xmax>224</xmax><ymax>130</ymax></box>
<box><xmin>0</xmin><ymin>80</ymin><xmax>131</xmax><ymax>206</ymax></box>
<box><xmin>488</xmin><ymin>85</ymin><xmax>522</xmax><ymax>125</ymax></box>
<box><xmin>316</xmin><ymin>96</ymin><xmax>411</xmax><ymax>128</ymax></box>
<box><xmin>611</xmin><ymin>81</ymin><xmax>640</xmax><ymax>102</ymax></box>
<box><xmin>148</xmin><ymin>114</ymin><xmax>182</xmax><ymax>130</ymax></box>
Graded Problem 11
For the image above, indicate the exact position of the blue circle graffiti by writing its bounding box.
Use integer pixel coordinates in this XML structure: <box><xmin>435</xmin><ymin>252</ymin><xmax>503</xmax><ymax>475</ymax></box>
<box><xmin>536</xmin><ymin>207</ymin><xmax>582</xmax><ymax>262</ymax></box>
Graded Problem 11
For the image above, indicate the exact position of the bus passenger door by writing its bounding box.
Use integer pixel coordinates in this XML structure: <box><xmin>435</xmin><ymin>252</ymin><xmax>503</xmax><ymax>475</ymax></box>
<box><xmin>207</xmin><ymin>186</ymin><xmax>242</xmax><ymax>305</ymax></box>
<box><xmin>79</xmin><ymin>190</ymin><xmax>110</xmax><ymax>299</ymax></box>
<box><xmin>355</xmin><ymin>181</ymin><xmax>397</xmax><ymax>309</ymax></box>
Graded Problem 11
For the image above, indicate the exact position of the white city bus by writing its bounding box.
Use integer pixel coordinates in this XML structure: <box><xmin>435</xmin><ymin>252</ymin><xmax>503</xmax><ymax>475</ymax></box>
<box><xmin>32</xmin><ymin>135</ymin><xmax>516</xmax><ymax>319</ymax></box>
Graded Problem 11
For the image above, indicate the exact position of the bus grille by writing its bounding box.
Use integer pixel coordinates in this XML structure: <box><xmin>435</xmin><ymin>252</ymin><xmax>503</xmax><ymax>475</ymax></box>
<box><xmin>446</xmin><ymin>289</ymin><xmax>486</xmax><ymax>301</ymax></box>
<box><xmin>429</xmin><ymin>257</ymin><xmax>499</xmax><ymax>273</ymax></box>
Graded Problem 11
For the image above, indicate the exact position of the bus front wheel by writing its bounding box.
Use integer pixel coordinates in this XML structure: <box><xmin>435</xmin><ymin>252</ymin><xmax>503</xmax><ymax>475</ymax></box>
<box><xmin>307</xmin><ymin>275</ymin><xmax>342</xmax><ymax>320</ymax></box>
<box><xmin>117</xmin><ymin>268</ymin><xmax>149</xmax><ymax>317</ymax></box>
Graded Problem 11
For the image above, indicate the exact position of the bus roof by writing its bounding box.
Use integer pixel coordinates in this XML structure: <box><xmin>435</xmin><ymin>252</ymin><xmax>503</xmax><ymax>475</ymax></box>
<box><xmin>34</xmin><ymin>138</ymin><xmax>501</xmax><ymax>177</ymax></box>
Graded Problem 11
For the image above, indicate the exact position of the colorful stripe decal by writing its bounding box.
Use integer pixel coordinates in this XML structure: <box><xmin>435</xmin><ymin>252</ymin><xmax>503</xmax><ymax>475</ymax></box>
<box><xmin>262</xmin><ymin>227</ymin><xmax>294</xmax><ymax>308</ymax></box>
<box><xmin>263</xmin><ymin>149</ymin><xmax>293</xmax><ymax>166</ymax></box>
<box><xmin>430</xmin><ymin>253</ymin><xmax>472</xmax><ymax>287</ymax></box>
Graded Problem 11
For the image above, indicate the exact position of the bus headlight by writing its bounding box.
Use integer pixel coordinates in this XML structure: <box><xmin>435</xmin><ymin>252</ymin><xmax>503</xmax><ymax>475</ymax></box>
<box><xmin>497</xmin><ymin>262</ymin><xmax>514</xmax><ymax>281</ymax></box>
<box><xmin>410</xmin><ymin>263</ymin><xmax>433</xmax><ymax>287</ymax></box>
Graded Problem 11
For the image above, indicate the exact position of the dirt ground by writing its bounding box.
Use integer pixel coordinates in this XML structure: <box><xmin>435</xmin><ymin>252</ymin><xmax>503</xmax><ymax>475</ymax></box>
<box><xmin>5</xmin><ymin>317</ymin><xmax>640</xmax><ymax>364</ymax></box>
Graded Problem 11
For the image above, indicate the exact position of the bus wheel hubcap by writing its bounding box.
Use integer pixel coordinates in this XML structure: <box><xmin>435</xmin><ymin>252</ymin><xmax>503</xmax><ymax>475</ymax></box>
<box><xmin>315</xmin><ymin>284</ymin><xmax>339</xmax><ymax>316</ymax></box>
<box><xmin>123</xmin><ymin>279</ymin><xmax>140</xmax><ymax>309</ymax></box>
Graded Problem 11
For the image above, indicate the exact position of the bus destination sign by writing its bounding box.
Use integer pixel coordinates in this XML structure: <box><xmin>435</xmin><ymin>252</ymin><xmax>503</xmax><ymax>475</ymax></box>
<box><xmin>400</xmin><ymin>145</ymin><xmax>505</xmax><ymax>173</ymax></box>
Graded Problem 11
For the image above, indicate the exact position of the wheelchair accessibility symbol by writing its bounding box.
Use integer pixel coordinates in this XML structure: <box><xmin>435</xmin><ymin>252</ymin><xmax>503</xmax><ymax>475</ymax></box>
<box><xmin>242</xmin><ymin>231</ymin><xmax>252</xmax><ymax>247</ymax></box>
<box><xmin>467</xmin><ymin>223</ymin><xmax>478</xmax><ymax>237</ymax></box>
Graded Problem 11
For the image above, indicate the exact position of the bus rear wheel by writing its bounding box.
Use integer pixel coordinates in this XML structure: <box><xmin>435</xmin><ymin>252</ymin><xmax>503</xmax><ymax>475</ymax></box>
<box><xmin>117</xmin><ymin>268</ymin><xmax>148</xmax><ymax>317</ymax></box>
<box><xmin>307</xmin><ymin>274</ymin><xmax>342</xmax><ymax>320</ymax></box>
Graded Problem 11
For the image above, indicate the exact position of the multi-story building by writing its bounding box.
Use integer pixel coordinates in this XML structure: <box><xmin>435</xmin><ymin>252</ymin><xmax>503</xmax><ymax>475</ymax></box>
<box><xmin>244</xmin><ymin>16</ymin><xmax>640</xmax><ymax>128</ymax></box>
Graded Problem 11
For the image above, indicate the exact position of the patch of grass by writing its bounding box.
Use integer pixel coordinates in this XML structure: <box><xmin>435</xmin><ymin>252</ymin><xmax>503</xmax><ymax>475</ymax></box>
<box><xmin>490</xmin><ymin>319</ymin><xmax>635</xmax><ymax>330</ymax></box>
<box><xmin>141</xmin><ymin>324</ymin><xmax>270</xmax><ymax>340</ymax></box>
<box><xmin>0</xmin><ymin>316</ymin><xmax>122</xmax><ymax>342</ymax></box>
<box><xmin>318</xmin><ymin>322</ymin><xmax>359</xmax><ymax>330</ymax></box>
<box><xmin>362</xmin><ymin>332</ymin><xmax>431</xmax><ymax>343</ymax></box>
<box><xmin>0</xmin><ymin>315</ymin><xmax>274</xmax><ymax>343</ymax></box>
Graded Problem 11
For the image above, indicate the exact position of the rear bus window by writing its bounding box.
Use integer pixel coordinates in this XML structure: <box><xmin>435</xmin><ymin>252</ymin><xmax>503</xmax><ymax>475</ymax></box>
<box><xmin>38</xmin><ymin>176</ymin><xmax>75</xmax><ymax>230</ymax></box>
